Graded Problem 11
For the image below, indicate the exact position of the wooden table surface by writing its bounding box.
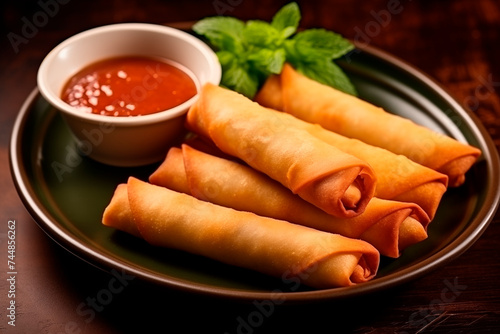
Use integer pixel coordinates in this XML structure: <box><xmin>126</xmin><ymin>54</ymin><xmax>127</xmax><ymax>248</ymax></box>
<box><xmin>1</xmin><ymin>0</ymin><xmax>499</xmax><ymax>333</ymax></box>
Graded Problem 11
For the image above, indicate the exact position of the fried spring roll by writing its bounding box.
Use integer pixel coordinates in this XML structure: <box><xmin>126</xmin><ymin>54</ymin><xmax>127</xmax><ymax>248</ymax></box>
<box><xmin>102</xmin><ymin>183</ymin><xmax>141</xmax><ymax>238</ymax></box>
<box><xmin>102</xmin><ymin>177</ymin><xmax>380</xmax><ymax>288</ymax></box>
<box><xmin>191</xmin><ymin>88</ymin><xmax>445</xmax><ymax>219</ymax></box>
<box><xmin>186</xmin><ymin>114</ymin><xmax>446</xmax><ymax>220</ymax></box>
<box><xmin>257</xmin><ymin>82</ymin><xmax>448</xmax><ymax>219</ymax></box>
<box><xmin>255</xmin><ymin>73</ymin><xmax>284</xmax><ymax>110</ymax></box>
<box><xmin>185</xmin><ymin>83</ymin><xmax>377</xmax><ymax>218</ymax></box>
<box><xmin>256</xmin><ymin>64</ymin><xmax>481</xmax><ymax>187</ymax></box>
<box><xmin>294</xmin><ymin>122</ymin><xmax>448</xmax><ymax>220</ymax></box>
<box><xmin>150</xmin><ymin>145</ymin><xmax>429</xmax><ymax>258</ymax></box>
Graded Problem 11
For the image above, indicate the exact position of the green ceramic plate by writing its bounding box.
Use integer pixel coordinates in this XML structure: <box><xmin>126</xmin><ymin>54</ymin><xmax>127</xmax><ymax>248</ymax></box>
<box><xmin>10</xmin><ymin>45</ymin><xmax>500</xmax><ymax>302</ymax></box>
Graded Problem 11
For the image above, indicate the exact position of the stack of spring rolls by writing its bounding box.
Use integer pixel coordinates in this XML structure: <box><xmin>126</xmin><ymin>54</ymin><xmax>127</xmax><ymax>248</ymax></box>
<box><xmin>102</xmin><ymin>64</ymin><xmax>481</xmax><ymax>289</ymax></box>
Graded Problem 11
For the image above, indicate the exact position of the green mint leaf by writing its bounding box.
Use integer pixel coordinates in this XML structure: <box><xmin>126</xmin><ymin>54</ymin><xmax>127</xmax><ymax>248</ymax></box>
<box><xmin>280</xmin><ymin>26</ymin><xmax>297</xmax><ymax>40</ymax></box>
<box><xmin>295</xmin><ymin>59</ymin><xmax>357</xmax><ymax>96</ymax></box>
<box><xmin>293</xmin><ymin>29</ymin><xmax>354</xmax><ymax>60</ymax></box>
<box><xmin>220</xmin><ymin>58</ymin><xmax>259</xmax><ymax>98</ymax></box>
<box><xmin>271</xmin><ymin>2</ymin><xmax>300</xmax><ymax>37</ymax></box>
<box><xmin>193</xmin><ymin>2</ymin><xmax>357</xmax><ymax>98</ymax></box>
<box><xmin>192</xmin><ymin>17</ymin><xmax>245</xmax><ymax>53</ymax></box>
<box><xmin>243</xmin><ymin>20</ymin><xmax>281</xmax><ymax>48</ymax></box>
<box><xmin>283</xmin><ymin>38</ymin><xmax>314</xmax><ymax>63</ymax></box>
<box><xmin>247</xmin><ymin>48</ymin><xmax>286</xmax><ymax>75</ymax></box>
<box><xmin>215</xmin><ymin>50</ymin><xmax>236</xmax><ymax>68</ymax></box>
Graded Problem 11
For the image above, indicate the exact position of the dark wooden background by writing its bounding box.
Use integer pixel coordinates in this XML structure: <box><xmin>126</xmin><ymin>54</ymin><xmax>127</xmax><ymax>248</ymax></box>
<box><xmin>1</xmin><ymin>0</ymin><xmax>499</xmax><ymax>333</ymax></box>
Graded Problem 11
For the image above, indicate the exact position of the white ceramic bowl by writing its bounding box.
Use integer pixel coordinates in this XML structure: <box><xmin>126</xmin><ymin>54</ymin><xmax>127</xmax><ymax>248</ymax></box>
<box><xmin>37</xmin><ymin>23</ymin><xmax>221</xmax><ymax>166</ymax></box>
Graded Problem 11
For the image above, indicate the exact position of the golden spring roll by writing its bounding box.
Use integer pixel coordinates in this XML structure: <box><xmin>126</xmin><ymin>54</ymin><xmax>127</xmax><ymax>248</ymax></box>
<box><xmin>195</xmin><ymin>86</ymin><xmax>446</xmax><ymax>218</ymax></box>
<box><xmin>102</xmin><ymin>184</ymin><xmax>141</xmax><ymax>238</ymax></box>
<box><xmin>185</xmin><ymin>83</ymin><xmax>377</xmax><ymax>218</ymax></box>
<box><xmin>103</xmin><ymin>177</ymin><xmax>380</xmax><ymax>289</ymax></box>
<box><xmin>183</xmin><ymin>134</ymin><xmax>235</xmax><ymax>160</ymax></box>
<box><xmin>255</xmin><ymin>73</ymin><xmax>284</xmax><ymax>110</ymax></box>
<box><xmin>187</xmin><ymin>114</ymin><xmax>446</xmax><ymax>220</ymax></box>
<box><xmin>149</xmin><ymin>145</ymin><xmax>429</xmax><ymax>258</ymax></box>
<box><xmin>256</xmin><ymin>81</ymin><xmax>449</xmax><ymax>219</ymax></box>
<box><xmin>291</xmin><ymin>121</ymin><xmax>448</xmax><ymax>220</ymax></box>
<box><xmin>256</xmin><ymin>64</ymin><xmax>481</xmax><ymax>187</ymax></box>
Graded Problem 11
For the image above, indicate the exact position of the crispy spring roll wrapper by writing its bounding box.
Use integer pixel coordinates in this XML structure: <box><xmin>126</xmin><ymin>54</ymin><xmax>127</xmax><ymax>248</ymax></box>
<box><xmin>103</xmin><ymin>177</ymin><xmax>380</xmax><ymax>289</ymax></box>
<box><xmin>256</xmin><ymin>64</ymin><xmax>481</xmax><ymax>187</ymax></box>
<box><xmin>102</xmin><ymin>184</ymin><xmax>142</xmax><ymax>238</ymax></box>
<box><xmin>255</xmin><ymin>73</ymin><xmax>284</xmax><ymax>111</ymax></box>
<box><xmin>187</xmin><ymin>117</ymin><xmax>446</xmax><ymax>220</ymax></box>
<box><xmin>297</xmin><ymin>122</ymin><xmax>448</xmax><ymax>220</ymax></box>
<box><xmin>185</xmin><ymin>83</ymin><xmax>377</xmax><ymax>218</ymax></box>
<box><xmin>256</xmin><ymin>85</ymin><xmax>448</xmax><ymax>220</ymax></box>
<box><xmin>150</xmin><ymin>145</ymin><xmax>429</xmax><ymax>258</ymax></box>
<box><xmin>183</xmin><ymin>134</ymin><xmax>236</xmax><ymax>161</ymax></box>
<box><xmin>188</xmin><ymin>111</ymin><xmax>446</xmax><ymax>220</ymax></box>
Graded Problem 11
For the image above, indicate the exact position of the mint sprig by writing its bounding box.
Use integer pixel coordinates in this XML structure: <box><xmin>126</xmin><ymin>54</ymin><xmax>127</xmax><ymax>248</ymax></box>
<box><xmin>193</xmin><ymin>2</ymin><xmax>356</xmax><ymax>98</ymax></box>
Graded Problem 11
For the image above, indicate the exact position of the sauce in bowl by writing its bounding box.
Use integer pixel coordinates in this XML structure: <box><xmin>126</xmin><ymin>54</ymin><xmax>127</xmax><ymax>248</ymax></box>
<box><xmin>61</xmin><ymin>56</ymin><xmax>197</xmax><ymax>117</ymax></box>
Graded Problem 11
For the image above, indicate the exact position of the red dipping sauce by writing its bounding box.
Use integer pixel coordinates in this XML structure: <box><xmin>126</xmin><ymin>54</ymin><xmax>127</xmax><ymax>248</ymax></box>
<box><xmin>61</xmin><ymin>56</ymin><xmax>197</xmax><ymax>116</ymax></box>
